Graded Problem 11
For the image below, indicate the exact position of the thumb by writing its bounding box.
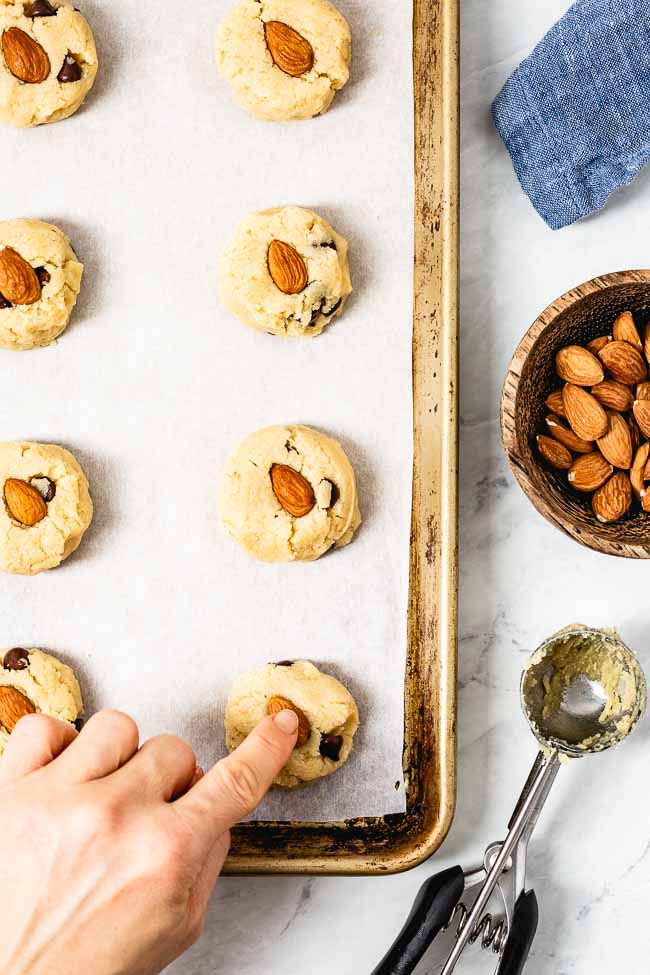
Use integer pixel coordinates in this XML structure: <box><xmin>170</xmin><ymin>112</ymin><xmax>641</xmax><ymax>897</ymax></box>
<box><xmin>176</xmin><ymin>709</ymin><xmax>298</xmax><ymax>838</ymax></box>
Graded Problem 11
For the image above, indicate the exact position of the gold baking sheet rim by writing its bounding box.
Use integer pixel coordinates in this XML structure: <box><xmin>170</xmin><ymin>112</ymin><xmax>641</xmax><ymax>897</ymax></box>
<box><xmin>225</xmin><ymin>0</ymin><xmax>459</xmax><ymax>876</ymax></box>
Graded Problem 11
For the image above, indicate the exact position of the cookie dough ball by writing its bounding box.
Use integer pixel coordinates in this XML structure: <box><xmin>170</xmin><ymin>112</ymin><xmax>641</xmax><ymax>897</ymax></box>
<box><xmin>0</xmin><ymin>219</ymin><xmax>83</xmax><ymax>350</ymax></box>
<box><xmin>0</xmin><ymin>442</ymin><xmax>93</xmax><ymax>575</ymax></box>
<box><xmin>219</xmin><ymin>206</ymin><xmax>352</xmax><ymax>338</ymax></box>
<box><xmin>0</xmin><ymin>1</ymin><xmax>97</xmax><ymax>128</ymax></box>
<box><xmin>215</xmin><ymin>0</ymin><xmax>351</xmax><ymax>121</ymax></box>
<box><xmin>226</xmin><ymin>660</ymin><xmax>359</xmax><ymax>787</ymax></box>
<box><xmin>0</xmin><ymin>647</ymin><xmax>83</xmax><ymax>755</ymax></box>
<box><xmin>220</xmin><ymin>424</ymin><xmax>361</xmax><ymax>562</ymax></box>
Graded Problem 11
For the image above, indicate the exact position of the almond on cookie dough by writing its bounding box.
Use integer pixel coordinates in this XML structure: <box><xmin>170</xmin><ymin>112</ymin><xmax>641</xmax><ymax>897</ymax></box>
<box><xmin>219</xmin><ymin>424</ymin><xmax>361</xmax><ymax>562</ymax></box>
<box><xmin>0</xmin><ymin>442</ymin><xmax>93</xmax><ymax>575</ymax></box>
<box><xmin>0</xmin><ymin>1</ymin><xmax>98</xmax><ymax>127</ymax></box>
<box><xmin>0</xmin><ymin>647</ymin><xmax>83</xmax><ymax>754</ymax></box>
<box><xmin>219</xmin><ymin>206</ymin><xmax>352</xmax><ymax>338</ymax></box>
<box><xmin>0</xmin><ymin>220</ymin><xmax>83</xmax><ymax>350</ymax></box>
<box><xmin>225</xmin><ymin>661</ymin><xmax>359</xmax><ymax>788</ymax></box>
<box><xmin>215</xmin><ymin>0</ymin><xmax>351</xmax><ymax>121</ymax></box>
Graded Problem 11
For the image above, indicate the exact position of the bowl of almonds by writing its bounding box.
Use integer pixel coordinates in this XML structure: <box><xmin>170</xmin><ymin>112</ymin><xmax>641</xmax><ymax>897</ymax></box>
<box><xmin>501</xmin><ymin>270</ymin><xmax>650</xmax><ymax>557</ymax></box>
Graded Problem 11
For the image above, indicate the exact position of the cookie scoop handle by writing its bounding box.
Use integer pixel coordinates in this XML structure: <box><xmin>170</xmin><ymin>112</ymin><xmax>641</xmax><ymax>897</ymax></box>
<box><xmin>496</xmin><ymin>890</ymin><xmax>539</xmax><ymax>975</ymax></box>
<box><xmin>370</xmin><ymin>865</ymin><xmax>465</xmax><ymax>975</ymax></box>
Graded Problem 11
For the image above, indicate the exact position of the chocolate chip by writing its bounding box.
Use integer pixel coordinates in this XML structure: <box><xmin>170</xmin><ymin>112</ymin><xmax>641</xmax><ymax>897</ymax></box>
<box><xmin>29</xmin><ymin>0</ymin><xmax>57</xmax><ymax>15</ymax></box>
<box><xmin>274</xmin><ymin>660</ymin><xmax>294</xmax><ymax>667</ymax></box>
<box><xmin>323</xmin><ymin>298</ymin><xmax>342</xmax><ymax>318</ymax></box>
<box><xmin>324</xmin><ymin>479</ymin><xmax>340</xmax><ymax>507</ymax></box>
<box><xmin>29</xmin><ymin>476</ymin><xmax>56</xmax><ymax>502</ymax></box>
<box><xmin>308</xmin><ymin>298</ymin><xmax>326</xmax><ymax>327</ymax></box>
<box><xmin>36</xmin><ymin>267</ymin><xmax>50</xmax><ymax>285</ymax></box>
<box><xmin>74</xmin><ymin>717</ymin><xmax>84</xmax><ymax>731</ymax></box>
<box><xmin>0</xmin><ymin>291</ymin><xmax>12</xmax><ymax>309</ymax></box>
<box><xmin>320</xmin><ymin>241</ymin><xmax>337</xmax><ymax>250</ymax></box>
<box><xmin>58</xmin><ymin>53</ymin><xmax>81</xmax><ymax>82</ymax></box>
<box><xmin>3</xmin><ymin>648</ymin><xmax>29</xmax><ymax>671</ymax></box>
<box><xmin>308</xmin><ymin>296</ymin><xmax>342</xmax><ymax>327</ymax></box>
<box><xmin>319</xmin><ymin>734</ymin><xmax>343</xmax><ymax>761</ymax></box>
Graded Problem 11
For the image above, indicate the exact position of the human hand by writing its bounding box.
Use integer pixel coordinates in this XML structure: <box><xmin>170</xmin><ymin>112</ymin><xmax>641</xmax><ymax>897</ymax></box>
<box><xmin>0</xmin><ymin>706</ymin><xmax>299</xmax><ymax>975</ymax></box>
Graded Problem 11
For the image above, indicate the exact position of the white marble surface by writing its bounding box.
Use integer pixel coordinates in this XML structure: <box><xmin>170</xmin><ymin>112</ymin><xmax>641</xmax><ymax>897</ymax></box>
<box><xmin>170</xmin><ymin>2</ymin><xmax>650</xmax><ymax>972</ymax></box>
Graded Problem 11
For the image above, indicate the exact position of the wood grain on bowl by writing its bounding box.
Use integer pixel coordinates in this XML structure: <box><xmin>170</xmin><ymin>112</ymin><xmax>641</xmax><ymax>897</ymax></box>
<box><xmin>500</xmin><ymin>270</ymin><xmax>650</xmax><ymax>558</ymax></box>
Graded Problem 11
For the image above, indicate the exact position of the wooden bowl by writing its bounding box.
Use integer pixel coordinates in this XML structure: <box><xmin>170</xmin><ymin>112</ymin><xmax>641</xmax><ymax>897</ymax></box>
<box><xmin>501</xmin><ymin>270</ymin><xmax>650</xmax><ymax>558</ymax></box>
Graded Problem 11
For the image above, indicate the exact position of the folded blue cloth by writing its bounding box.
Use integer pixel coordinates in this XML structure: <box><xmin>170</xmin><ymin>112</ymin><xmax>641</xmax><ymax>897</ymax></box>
<box><xmin>492</xmin><ymin>0</ymin><xmax>650</xmax><ymax>230</ymax></box>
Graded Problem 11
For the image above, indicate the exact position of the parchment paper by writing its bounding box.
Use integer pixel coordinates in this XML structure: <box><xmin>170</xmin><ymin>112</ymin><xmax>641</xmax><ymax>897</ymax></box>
<box><xmin>0</xmin><ymin>0</ymin><xmax>413</xmax><ymax>820</ymax></box>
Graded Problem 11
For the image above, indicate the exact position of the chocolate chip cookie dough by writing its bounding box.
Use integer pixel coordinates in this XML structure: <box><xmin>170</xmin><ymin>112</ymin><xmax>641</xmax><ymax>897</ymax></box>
<box><xmin>0</xmin><ymin>442</ymin><xmax>93</xmax><ymax>575</ymax></box>
<box><xmin>0</xmin><ymin>647</ymin><xmax>83</xmax><ymax>754</ymax></box>
<box><xmin>219</xmin><ymin>207</ymin><xmax>352</xmax><ymax>338</ymax></box>
<box><xmin>0</xmin><ymin>1</ymin><xmax>97</xmax><ymax>128</ymax></box>
<box><xmin>226</xmin><ymin>660</ymin><xmax>359</xmax><ymax>788</ymax></box>
<box><xmin>0</xmin><ymin>220</ymin><xmax>83</xmax><ymax>350</ymax></box>
<box><xmin>219</xmin><ymin>424</ymin><xmax>361</xmax><ymax>562</ymax></box>
<box><xmin>215</xmin><ymin>0</ymin><xmax>351</xmax><ymax>121</ymax></box>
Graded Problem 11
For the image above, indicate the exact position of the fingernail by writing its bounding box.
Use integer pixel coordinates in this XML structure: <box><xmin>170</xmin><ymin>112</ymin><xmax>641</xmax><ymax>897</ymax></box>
<box><xmin>274</xmin><ymin>708</ymin><xmax>299</xmax><ymax>734</ymax></box>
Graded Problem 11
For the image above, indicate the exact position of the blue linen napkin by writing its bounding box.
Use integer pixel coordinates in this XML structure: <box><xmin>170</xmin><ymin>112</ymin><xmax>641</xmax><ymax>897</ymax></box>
<box><xmin>492</xmin><ymin>0</ymin><xmax>650</xmax><ymax>230</ymax></box>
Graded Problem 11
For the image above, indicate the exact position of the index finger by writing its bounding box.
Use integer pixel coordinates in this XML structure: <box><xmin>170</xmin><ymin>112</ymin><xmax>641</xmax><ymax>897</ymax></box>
<box><xmin>176</xmin><ymin>709</ymin><xmax>298</xmax><ymax>839</ymax></box>
<box><xmin>0</xmin><ymin>714</ymin><xmax>77</xmax><ymax>787</ymax></box>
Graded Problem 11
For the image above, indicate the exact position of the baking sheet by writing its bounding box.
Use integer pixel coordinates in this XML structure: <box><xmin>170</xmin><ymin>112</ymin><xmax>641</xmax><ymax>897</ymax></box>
<box><xmin>0</xmin><ymin>0</ymin><xmax>413</xmax><ymax>821</ymax></box>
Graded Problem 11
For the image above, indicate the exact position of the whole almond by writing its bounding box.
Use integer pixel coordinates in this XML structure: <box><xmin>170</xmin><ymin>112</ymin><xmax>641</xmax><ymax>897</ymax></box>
<box><xmin>596</xmin><ymin>411</ymin><xmax>633</xmax><ymax>469</ymax></box>
<box><xmin>633</xmin><ymin>400</ymin><xmax>650</xmax><ymax>440</ymax></box>
<box><xmin>643</xmin><ymin>491</ymin><xmax>650</xmax><ymax>513</ymax></box>
<box><xmin>267</xmin><ymin>240</ymin><xmax>308</xmax><ymax>295</ymax></box>
<box><xmin>0</xmin><ymin>247</ymin><xmax>41</xmax><ymax>305</ymax></box>
<box><xmin>266</xmin><ymin>695</ymin><xmax>310</xmax><ymax>747</ymax></box>
<box><xmin>599</xmin><ymin>340</ymin><xmax>647</xmax><ymax>384</ymax></box>
<box><xmin>591</xmin><ymin>379</ymin><xmax>634</xmax><ymax>412</ymax></box>
<box><xmin>587</xmin><ymin>335</ymin><xmax>612</xmax><ymax>354</ymax></box>
<box><xmin>636</xmin><ymin>382</ymin><xmax>650</xmax><ymax>401</ymax></box>
<box><xmin>544</xmin><ymin>415</ymin><xmax>593</xmax><ymax>454</ymax></box>
<box><xmin>545</xmin><ymin>390</ymin><xmax>566</xmax><ymax>416</ymax></box>
<box><xmin>537</xmin><ymin>435</ymin><xmax>572</xmax><ymax>470</ymax></box>
<box><xmin>0</xmin><ymin>685</ymin><xmax>36</xmax><ymax>733</ymax></box>
<box><xmin>592</xmin><ymin>472</ymin><xmax>632</xmax><ymax>523</ymax></box>
<box><xmin>568</xmin><ymin>452</ymin><xmax>613</xmax><ymax>492</ymax></box>
<box><xmin>555</xmin><ymin>345</ymin><xmax>604</xmax><ymax>386</ymax></box>
<box><xmin>264</xmin><ymin>21</ymin><xmax>314</xmax><ymax>77</ymax></box>
<box><xmin>631</xmin><ymin>466</ymin><xmax>646</xmax><ymax>500</ymax></box>
<box><xmin>562</xmin><ymin>384</ymin><xmax>609</xmax><ymax>441</ymax></box>
<box><xmin>643</xmin><ymin>457</ymin><xmax>650</xmax><ymax>482</ymax></box>
<box><xmin>612</xmin><ymin>310</ymin><xmax>642</xmax><ymax>348</ymax></box>
<box><xmin>270</xmin><ymin>464</ymin><xmax>315</xmax><ymax>517</ymax></box>
<box><xmin>628</xmin><ymin>415</ymin><xmax>641</xmax><ymax>451</ymax></box>
<box><xmin>1</xmin><ymin>27</ymin><xmax>50</xmax><ymax>83</ymax></box>
<box><xmin>3</xmin><ymin>477</ymin><xmax>47</xmax><ymax>526</ymax></box>
<box><xmin>630</xmin><ymin>443</ymin><xmax>649</xmax><ymax>498</ymax></box>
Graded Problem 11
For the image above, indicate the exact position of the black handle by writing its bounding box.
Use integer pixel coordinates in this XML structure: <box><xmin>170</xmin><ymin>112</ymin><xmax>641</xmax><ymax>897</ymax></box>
<box><xmin>496</xmin><ymin>890</ymin><xmax>539</xmax><ymax>975</ymax></box>
<box><xmin>371</xmin><ymin>865</ymin><xmax>465</xmax><ymax>975</ymax></box>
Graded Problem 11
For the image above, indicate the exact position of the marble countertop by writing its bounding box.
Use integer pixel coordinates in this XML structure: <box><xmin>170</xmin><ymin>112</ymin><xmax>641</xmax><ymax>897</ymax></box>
<box><xmin>171</xmin><ymin>2</ymin><xmax>650</xmax><ymax>971</ymax></box>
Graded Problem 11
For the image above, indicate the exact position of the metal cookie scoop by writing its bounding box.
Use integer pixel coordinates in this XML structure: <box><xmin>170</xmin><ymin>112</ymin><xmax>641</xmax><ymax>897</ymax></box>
<box><xmin>520</xmin><ymin>626</ymin><xmax>645</xmax><ymax>757</ymax></box>
<box><xmin>372</xmin><ymin>626</ymin><xmax>646</xmax><ymax>975</ymax></box>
